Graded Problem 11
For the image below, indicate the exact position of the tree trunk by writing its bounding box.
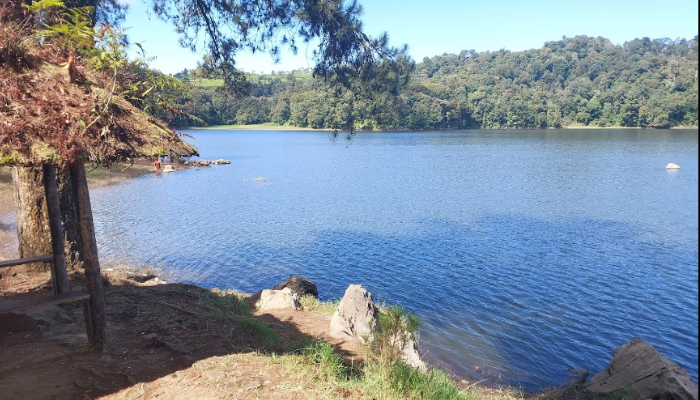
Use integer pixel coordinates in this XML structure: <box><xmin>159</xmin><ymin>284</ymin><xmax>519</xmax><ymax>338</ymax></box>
<box><xmin>11</xmin><ymin>164</ymin><xmax>83</xmax><ymax>271</ymax></box>
<box><xmin>57</xmin><ymin>165</ymin><xmax>83</xmax><ymax>270</ymax></box>
<box><xmin>44</xmin><ymin>165</ymin><xmax>70</xmax><ymax>294</ymax></box>
<box><xmin>12</xmin><ymin>166</ymin><xmax>52</xmax><ymax>272</ymax></box>
<box><xmin>69</xmin><ymin>162</ymin><xmax>106</xmax><ymax>345</ymax></box>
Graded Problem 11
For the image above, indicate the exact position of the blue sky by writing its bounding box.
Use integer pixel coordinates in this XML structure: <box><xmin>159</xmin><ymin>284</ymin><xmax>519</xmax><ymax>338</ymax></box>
<box><xmin>119</xmin><ymin>0</ymin><xmax>699</xmax><ymax>75</ymax></box>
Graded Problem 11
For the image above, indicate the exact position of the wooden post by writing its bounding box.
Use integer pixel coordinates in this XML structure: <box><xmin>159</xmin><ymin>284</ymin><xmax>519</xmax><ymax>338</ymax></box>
<box><xmin>69</xmin><ymin>162</ymin><xmax>106</xmax><ymax>345</ymax></box>
<box><xmin>43</xmin><ymin>165</ymin><xmax>70</xmax><ymax>294</ymax></box>
<box><xmin>57</xmin><ymin>164</ymin><xmax>83</xmax><ymax>270</ymax></box>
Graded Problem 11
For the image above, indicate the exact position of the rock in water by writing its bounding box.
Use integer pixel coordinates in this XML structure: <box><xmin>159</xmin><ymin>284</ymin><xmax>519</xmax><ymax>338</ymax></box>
<box><xmin>329</xmin><ymin>285</ymin><xmax>378</xmax><ymax>344</ymax></box>
<box><xmin>252</xmin><ymin>288</ymin><xmax>300</xmax><ymax>312</ymax></box>
<box><xmin>585</xmin><ymin>337</ymin><xmax>698</xmax><ymax>400</ymax></box>
<box><xmin>273</xmin><ymin>274</ymin><xmax>318</xmax><ymax>298</ymax></box>
<box><xmin>666</xmin><ymin>162</ymin><xmax>681</xmax><ymax>169</ymax></box>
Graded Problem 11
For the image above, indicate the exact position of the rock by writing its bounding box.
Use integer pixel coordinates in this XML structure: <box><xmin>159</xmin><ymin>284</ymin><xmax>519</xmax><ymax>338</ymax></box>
<box><xmin>211</xmin><ymin>159</ymin><xmax>231</xmax><ymax>165</ymax></box>
<box><xmin>252</xmin><ymin>288</ymin><xmax>300</xmax><ymax>312</ymax></box>
<box><xmin>329</xmin><ymin>285</ymin><xmax>378</xmax><ymax>344</ymax></box>
<box><xmin>585</xmin><ymin>337</ymin><xmax>698</xmax><ymax>400</ymax></box>
<box><xmin>666</xmin><ymin>163</ymin><xmax>681</xmax><ymax>169</ymax></box>
<box><xmin>396</xmin><ymin>334</ymin><xmax>427</xmax><ymax>372</ymax></box>
<box><xmin>273</xmin><ymin>274</ymin><xmax>318</xmax><ymax>298</ymax></box>
<box><xmin>197</xmin><ymin>159</ymin><xmax>211</xmax><ymax>166</ymax></box>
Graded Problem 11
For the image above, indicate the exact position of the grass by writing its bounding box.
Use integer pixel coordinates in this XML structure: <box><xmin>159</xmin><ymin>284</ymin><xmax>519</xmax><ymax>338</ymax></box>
<box><xmin>361</xmin><ymin>362</ymin><xmax>480</xmax><ymax>400</ymax></box>
<box><xmin>204</xmin><ymin>288</ymin><xmax>283</xmax><ymax>350</ymax></box>
<box><xmin>299</xmin><ymin>294</ymin><xmax>340</xmax><ymax>315</ymax></box>
<box><xmin>295</xmin><ymin>339</ymin><xmax>508</xmax><ymax>400</ymax></box>
<box><xmin>292</xmin><ymin>305</ymin><xmax>499</xmax><ymax>400</ymax></box>
<box><xmin>303</xmin><ymin>340</ymin><xmax>351</xmax><ymax>381</ymax></box>
<box><xmin>205</xmin><ymin>288</ymin><xmax>250</xmax><ymax>315</ymax></box>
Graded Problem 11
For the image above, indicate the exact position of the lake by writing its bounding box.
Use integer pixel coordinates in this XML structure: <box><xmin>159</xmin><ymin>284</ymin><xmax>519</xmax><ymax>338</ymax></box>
<box><xmin>90</xmin><ymin>128</ymin><xmax>699</xmax><ymax>391</ymax></box>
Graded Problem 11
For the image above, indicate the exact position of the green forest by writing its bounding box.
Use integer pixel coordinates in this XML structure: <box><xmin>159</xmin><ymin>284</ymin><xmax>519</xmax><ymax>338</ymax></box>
<box><xmin>169</xmin><ymin>35</ymin><xmax>698</xmax><ymax>130</ymax></box>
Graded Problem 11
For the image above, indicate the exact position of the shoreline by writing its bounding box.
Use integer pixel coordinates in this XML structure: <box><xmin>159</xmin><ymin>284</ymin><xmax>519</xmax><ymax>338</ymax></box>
<box><xmin>0</xmin><ymin>263</ymin><xmax>532</xmax><ymax>400</ymax></box>
<box><xmin>180</xmin><ymin>123</ymin><xmax>699</xmax><ymax>132</ymax></box>
<box><xmin>181</xmin><ymin>123</ymin><xmax>337</xmax><ymax>131</ymax></box>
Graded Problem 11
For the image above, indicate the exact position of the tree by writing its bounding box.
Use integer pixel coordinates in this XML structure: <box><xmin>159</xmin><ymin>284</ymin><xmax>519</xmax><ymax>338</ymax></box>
<box><xmin>145</xmin><ymin>0</ymin><xmax>410</xmax><ymax>94</ymax></box>
<box><xmin>6</xmin><ymin>0</ymin><xmax>411</xmax><ymax>266</ymax></box>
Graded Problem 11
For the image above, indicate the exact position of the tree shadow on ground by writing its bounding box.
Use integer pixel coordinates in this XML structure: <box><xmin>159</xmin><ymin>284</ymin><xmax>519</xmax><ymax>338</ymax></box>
<box><xmin>0</xmin><ymin>270</ymin><xmax>352</xmax><ymax>400</ymax></box>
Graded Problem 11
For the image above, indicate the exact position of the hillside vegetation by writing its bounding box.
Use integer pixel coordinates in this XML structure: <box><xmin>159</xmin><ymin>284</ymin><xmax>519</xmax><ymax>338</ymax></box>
<box><xmin>174</xmin><ymin>35</ymin><xmax>698</xmax><ymax>130</ymax></box>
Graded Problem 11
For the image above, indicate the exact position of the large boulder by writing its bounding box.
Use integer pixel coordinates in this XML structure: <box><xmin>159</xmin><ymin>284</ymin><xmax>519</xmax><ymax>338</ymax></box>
<box><xmin>329</xmin><ymin>285</ymin><xmax>378</xmax><ymax>344</ymax></box>
<box><xmin>273</xmin><ymin>274</ymin><xmax>318</xmax><ymax>298</ymax></box>
<box><xmin>585</xmin><ymin>337</ymin><xmax>698</xmax><ymax>400</ymax></box>
<box><xmin>251</xmin><ymin>288</ymin><xmax>300</xmax><ymax>312</ymax></box>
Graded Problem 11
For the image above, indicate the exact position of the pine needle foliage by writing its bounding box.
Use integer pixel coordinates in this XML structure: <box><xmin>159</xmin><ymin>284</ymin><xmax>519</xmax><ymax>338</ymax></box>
<box><xmin>0</xmin><ymin>0</ymin><xmax>197</xmax><ymax>167</ymax></box>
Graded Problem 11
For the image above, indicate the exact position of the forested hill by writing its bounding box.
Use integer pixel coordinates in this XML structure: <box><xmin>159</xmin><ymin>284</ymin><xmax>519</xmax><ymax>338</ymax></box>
<box><xmin>175</xmin><ymin>35</ymin><xmax>699</xmax><ymax>130</ymax></box>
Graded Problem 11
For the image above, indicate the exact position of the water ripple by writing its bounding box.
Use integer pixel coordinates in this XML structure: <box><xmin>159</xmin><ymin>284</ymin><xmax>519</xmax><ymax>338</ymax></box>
<box><xmin>91</xmin><ymin>129</ymin><xmax>698</xmax><ymax>391</ymax></box>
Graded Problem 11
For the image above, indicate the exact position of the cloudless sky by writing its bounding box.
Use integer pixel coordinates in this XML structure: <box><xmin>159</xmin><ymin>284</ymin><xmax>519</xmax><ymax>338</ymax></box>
<box><xmin>119</xmin><ymin>0</ymin><xmax>699</xmax><ymax>75</ymax></box>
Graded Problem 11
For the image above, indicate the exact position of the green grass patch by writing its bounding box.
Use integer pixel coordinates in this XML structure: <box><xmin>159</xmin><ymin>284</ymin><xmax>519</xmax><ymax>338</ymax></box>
<box><xmin>234</xmin><ymin>315</ymin><xmax>281</xmax><ymax>349</ymax></box>
<box><xmin>303</xmin><ymin>340</ymin><xmax>350</xmax><ymax>381</ymax></box>
<box><xmin>203</xmin><ymin>289</ymin><xmax>250</xmax><ymax>316</ymax></box>
<box><xmin>359</xmin><ymin>362</ymin><xmax>479</xmax><ymax>400</ymax></box>
<box><xmin>299</xmin><ymin>295</ymin><xmax>339</xmax><ymax>315</ymax></box>
<box><xmin>388</xmin><ymin>363</ymin><xmax>475</xmax><ymax>400</ymax></box>
<box><xmin>200</xmin><ymin>288</ymin><xmax>282</xmax><ymax>351</ymax></box>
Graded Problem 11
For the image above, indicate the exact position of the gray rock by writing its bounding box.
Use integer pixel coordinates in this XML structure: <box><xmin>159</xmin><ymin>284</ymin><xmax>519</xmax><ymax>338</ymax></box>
<box><xmin>211</xmin><ymin>159</ymin><xmax>231</xmax><ymax>165</ymax></box>
<box><xmin>273</xmin><ymin>274</ymin><xmax>318</xmax><ymax>298</ymax></box>
<box><xmin>585</xmin><ymin>337</ymin><xmax>698</xmax><ymax>400</ymax></box>
<box><xmin>252</xmin><ymin>288</ymin><xmax>300</xmax><ymax>312</ymax></box>
<box><xmin>400</xmin><ymin>335</ymin><xmax>427</xmax><ymax>372</ymax></box>
<box><xmin>197</xmin><ymin>159</ymin><xmax>211</xmax><ymax>166</ymax></box>
<box><xmin>329</xmin><ymin>285</ymin><xmax>378</xmax><ymax>344</ymax></box>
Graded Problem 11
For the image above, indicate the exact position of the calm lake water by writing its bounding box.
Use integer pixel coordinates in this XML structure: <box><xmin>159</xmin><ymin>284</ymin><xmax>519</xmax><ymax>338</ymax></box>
<box><xmin>90</xmin><ymin>129</ymin><xmax>699</xmax><ymax>391</ymax></box>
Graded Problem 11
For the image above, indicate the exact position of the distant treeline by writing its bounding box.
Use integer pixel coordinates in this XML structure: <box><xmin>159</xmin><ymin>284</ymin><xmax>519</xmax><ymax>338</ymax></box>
<box><xmin>172</xmin><ymin>35</ymin><xmax>699</xmax><ymax>130</ymax></box>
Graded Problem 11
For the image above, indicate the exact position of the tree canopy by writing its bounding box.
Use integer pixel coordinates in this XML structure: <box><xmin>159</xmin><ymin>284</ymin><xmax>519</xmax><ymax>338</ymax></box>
<box><xmin>175</xmin><ymin>35</ymin><xmax>699</xmax><ymax>130</ymax></box>
<box><xmin>0</xmin><ymin>0</ymin><xmax>198</xmax><ymax>166</ymax></box>
<box><xmin>1</xmin><ymin>0</ymin><xmax>413</xmax><ymax>165</ymax></box>
<box><xmin>144</xmin><ymin>0</ymin><xmax>410</xmax><ymax>93</ymax></box>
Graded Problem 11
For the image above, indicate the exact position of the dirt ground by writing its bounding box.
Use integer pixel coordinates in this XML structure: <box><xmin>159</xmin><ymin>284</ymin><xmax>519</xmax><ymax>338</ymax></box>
<box><xmin>0</xmin><ymin>267</ymin><xmax>368</xmax><ymax>400</ymax></box>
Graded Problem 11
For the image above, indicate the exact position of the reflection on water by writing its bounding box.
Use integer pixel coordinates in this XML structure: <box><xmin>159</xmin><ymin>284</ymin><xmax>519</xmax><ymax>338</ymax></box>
<box><xmin>91</xmin><ymin>129</ymin><xmax>698</xmax><ymax>390</ymax></box>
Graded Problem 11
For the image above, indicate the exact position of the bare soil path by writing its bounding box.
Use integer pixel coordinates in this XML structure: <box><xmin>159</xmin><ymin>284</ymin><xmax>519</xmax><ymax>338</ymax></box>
<box><xmin>0</xmin><ymin>269</ymin><xmax>368</xmax><ymax>400</ymax></box>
